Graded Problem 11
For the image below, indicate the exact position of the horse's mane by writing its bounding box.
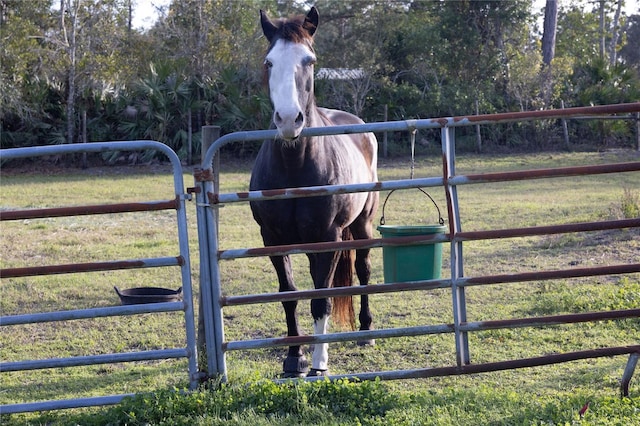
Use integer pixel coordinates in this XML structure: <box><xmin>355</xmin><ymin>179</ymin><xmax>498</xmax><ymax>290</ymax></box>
<box><xmin>267</xmin><ymin>14</ymin><xmax>316</xmax><ymax>48</ymax></box>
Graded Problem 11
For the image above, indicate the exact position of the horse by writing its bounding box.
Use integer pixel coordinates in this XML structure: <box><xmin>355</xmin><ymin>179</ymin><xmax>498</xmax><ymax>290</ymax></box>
<box><xmin>249</xmin><ymin>7</ymin><xmax>379</xmax><ymax>378</ymax></box>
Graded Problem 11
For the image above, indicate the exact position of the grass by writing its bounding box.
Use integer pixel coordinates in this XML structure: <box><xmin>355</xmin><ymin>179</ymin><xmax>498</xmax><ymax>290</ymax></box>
<box><xmin>1</xmin><ymin>150</ymin><xmax>639</xmax><ymax>425</ymax></box>
<box><xmin>5</xmin><ymin>378</ymin><xmax>640</xmax><ymax>425</ymax></box>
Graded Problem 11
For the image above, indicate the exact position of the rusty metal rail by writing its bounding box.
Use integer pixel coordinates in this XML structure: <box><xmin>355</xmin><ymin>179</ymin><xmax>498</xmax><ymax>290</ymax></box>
<box><xmin>296</xmin><ymin>345</ymin><xmax>640</xmax><ymax>397</ymax></box>
<box><xmin>220</xmin><ymin>263</ymin><xmax>640</xmax><ymax>307</ymax></box>
<box><xmin>450</xmin><ymin>162</ymin><xmax>640</xmax><ymax>185</ymax></box>
<box><xmin>0</xmin><ymin>199</ymin><xmax>180</xmax><ymax>221</ymax></box>
<box><xmin>214</xmin><ymin>162</ymin><xmax>640</xmax><ymax>206</ymax></box>
<box><xmin>216</xmin><ymin>217</ymin><xmax>639</xmax><ymax>260</ymax></box>
<box><xmin>1</xmin><ymin>256</ymin><xmax>184</xmax><ymax>278</ymax></box>
<box><xmin>223</xmin><ymin>309</ymin><xmax>639</xmax><ymax>352</ymax></box>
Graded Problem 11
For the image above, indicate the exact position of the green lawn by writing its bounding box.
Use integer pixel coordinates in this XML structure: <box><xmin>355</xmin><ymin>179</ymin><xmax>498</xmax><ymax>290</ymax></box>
<box><xmin>1</xmin><ymin>150</ymin><xmax>639</xmax><ymax>425</ymax></box>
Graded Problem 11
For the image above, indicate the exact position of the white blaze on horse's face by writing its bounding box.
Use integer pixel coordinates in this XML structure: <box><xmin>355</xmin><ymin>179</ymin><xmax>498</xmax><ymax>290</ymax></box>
<box><xmin>265</xmin><ymin>39</ymin><xmax>316</xmax><ymax>141</ymax></box>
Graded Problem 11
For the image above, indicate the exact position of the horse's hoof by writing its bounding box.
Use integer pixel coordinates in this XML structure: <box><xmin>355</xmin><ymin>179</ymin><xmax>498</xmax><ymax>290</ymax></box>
<box><xmin>282</xmin><ymin>355</ymin><xmax>309</xmax><ymax>377</ymax></box>
<box><xmin>358</xmin><ymin>325</ymin><xmax>375</xmax><ymax>346</ymax></box>
<box><xmin>308</xmin><ymin>368</ymin><xmax>329</xmax><ymax>377</ymax></box>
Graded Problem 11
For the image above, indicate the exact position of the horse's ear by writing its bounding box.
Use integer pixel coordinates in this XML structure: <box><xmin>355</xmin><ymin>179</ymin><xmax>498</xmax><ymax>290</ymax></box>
<box><xmin>260</xmin><ymin>9</ymin><xmax>278</xmax><ymax>42</ymax></box>
<box><xmin>304</xmin><ymin>7</ymin><xmax>319</xmax><ymax>37</ymax></box>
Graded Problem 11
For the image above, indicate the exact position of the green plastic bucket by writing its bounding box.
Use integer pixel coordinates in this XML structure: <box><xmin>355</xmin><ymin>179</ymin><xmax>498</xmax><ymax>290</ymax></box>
<box><xmin>378</xmin><ymin>188</ymin><xmax>445</xmax><ymax>283</ymax></box>
<box><xmin>378</xmin><ymin>224</ymin><xmax>446</xmax><ymax>283</ymax></box>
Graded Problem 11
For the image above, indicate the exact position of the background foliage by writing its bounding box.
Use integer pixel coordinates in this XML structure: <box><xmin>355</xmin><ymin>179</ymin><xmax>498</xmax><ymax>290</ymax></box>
<box><xmin>1</xmin><ymin>0</ymin><xmax>639</xmax><ymax>160</ymax></box>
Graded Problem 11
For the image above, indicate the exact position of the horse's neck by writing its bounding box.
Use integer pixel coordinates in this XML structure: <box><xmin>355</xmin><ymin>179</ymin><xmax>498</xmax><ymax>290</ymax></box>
<box><xmin>278</xmin><ymin>141</ymin><xmax>308</xmax><ymax>170</ymax></box>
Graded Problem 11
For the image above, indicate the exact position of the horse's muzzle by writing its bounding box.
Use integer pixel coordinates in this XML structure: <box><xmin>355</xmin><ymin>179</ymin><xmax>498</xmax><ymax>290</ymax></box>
<box><xmin>274</xmin><ymin>111</ymin><xmax>304</xmax><ymax>140</ymax></box>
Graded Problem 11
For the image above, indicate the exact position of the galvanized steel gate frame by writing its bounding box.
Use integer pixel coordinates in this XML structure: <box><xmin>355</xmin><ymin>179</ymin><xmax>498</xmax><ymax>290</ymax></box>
<box><xmin>1</xmin><ymin>104</ymin><xmax>639</xmax><ymax>415</ymax></box>
<box><xmin>0</xmin><ymin>141</ymin><xmax>199</xmax><ymax>414</ymax></box>
<box><xmin>193</xmin><ymin>103</ymin><xmax>640</xmax><ymax>391</ymax></box>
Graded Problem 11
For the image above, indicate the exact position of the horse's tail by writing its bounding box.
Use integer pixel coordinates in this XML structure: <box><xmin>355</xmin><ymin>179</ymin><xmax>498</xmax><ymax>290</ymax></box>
<box><xmin>332</xmin><ymin>228</ymin><xmax>356</xmax><ymax>330</ymax></box>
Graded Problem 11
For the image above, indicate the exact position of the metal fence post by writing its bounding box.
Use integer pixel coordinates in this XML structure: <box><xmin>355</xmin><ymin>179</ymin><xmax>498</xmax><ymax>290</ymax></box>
<box><xmin>442</xmin><ymin>126</ymin><xmax>470</xmax><ymax>366</ymax></box>
<box><xmin>195</xmin><ymin>126</ymin><xmax>228</xmax><ymax>380</ymax></box>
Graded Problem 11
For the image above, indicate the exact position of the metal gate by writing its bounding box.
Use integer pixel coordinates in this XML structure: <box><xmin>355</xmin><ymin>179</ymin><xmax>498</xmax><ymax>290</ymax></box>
<box><xmin>0</xmin><ymin>141</ymin><xmax>198</xmax><ymax>414</ymax></box>
<box><xmin>194</xmin><ymin>103</ymin><xmax>640</xmax><ymax>393</ymax></box>
<box><xmin>1</xmin><ymin>104</ymin><xmax>639</xmax><ymax>415</ymax></box>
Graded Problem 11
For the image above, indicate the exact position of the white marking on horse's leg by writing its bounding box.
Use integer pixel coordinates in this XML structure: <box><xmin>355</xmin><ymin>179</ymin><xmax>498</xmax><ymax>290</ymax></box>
<box><xmin>312</xmin><ymin>314</ymin><xmax>330</xmax><ymax>371</ymax></box>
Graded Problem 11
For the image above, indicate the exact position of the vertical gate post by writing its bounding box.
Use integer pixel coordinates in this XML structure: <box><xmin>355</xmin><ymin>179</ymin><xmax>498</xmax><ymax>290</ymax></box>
<box><xmin>196</xmin><ymin>126</ymin><xmax>228</xmax><ymax>379</ymax></box>
<box><xmin>442</xmin><ymin>126</ymin><xmax>470</xmax><ymax>366</ymax></box>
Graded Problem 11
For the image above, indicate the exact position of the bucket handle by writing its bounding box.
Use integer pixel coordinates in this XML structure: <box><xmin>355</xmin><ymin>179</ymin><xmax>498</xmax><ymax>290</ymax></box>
<box><xmin>380</xmin><ymin>188</ymin><xmax>445</xmax><ymax>226</ymax></box>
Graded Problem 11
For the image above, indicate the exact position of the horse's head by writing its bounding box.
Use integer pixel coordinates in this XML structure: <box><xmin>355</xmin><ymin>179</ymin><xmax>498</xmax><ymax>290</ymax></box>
<box><xmin>261</xmin><ymin>7</ymin><xmax>319</xmax><ymax>141</ymax></box>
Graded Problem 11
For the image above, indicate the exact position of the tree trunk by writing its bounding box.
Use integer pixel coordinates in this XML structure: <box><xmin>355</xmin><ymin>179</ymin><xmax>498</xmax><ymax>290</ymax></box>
<box><xmin>609</xmin><ymin>0</ymin><xmax>622</xmax><ymax>66</ymax></box>
<box><xmin>82</xmin><ymin>109</ymin><xmax>87</xmax><ymax>168</ymax></box>
<box><xmin>541</xmin><ymin>0</ymin><xmax>557</xmax><ymax>66</ymax></box>
<box><xmin>599</xmin><ymin>0</ymin><xmax>606</xmax><ymax>60</ymax></box>
<box><xmin>187</xmin><ymin>109</ymin><xmax>193</xmax><ymax>165</ymax></box>
<box><xmin>127</xmin><ymin>0</ymin><xmax>132</xmax><ymax>33</ymax></box>
<box><xmin>541</xmin><ymin>0</ymin><xmax>558</xmax><ymax>108</ymax></box>
<box><xmin>62</xmin><ymin>0</ymin><xmax>78</xmax><ymax>145</ymax></box>
<box><xmin>66</xmin><ymin>65</ymin><xmax>75</xmax><ymax>145</ymax></box>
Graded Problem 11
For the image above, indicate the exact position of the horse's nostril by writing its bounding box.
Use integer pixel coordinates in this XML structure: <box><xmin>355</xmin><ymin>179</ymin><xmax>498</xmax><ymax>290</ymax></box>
<box><xmin>275</xmin><ymin>112</ymin><xmax>282</xmax><ymax>123</ymax></box>
<box><xmin>295</xmin><ymin>112</ymin><xmax>304</xmax><ymax>125</ymax></box>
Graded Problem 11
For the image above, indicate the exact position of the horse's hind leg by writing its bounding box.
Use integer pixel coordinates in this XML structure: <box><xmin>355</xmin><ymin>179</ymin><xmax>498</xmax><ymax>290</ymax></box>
<box><xmin>350</xmin><ymin>211</ymin><xmax>376</xmax><ymax>346</ymax></box>
<box><xmin>270</xmin><ymin>254</ymin><xmax>309</xmax><ymax>377</ymax></box>
<box><xmin>354</xmin><ymin>247</ymin><xmax>375</xmax><ymax>346</ymax></box>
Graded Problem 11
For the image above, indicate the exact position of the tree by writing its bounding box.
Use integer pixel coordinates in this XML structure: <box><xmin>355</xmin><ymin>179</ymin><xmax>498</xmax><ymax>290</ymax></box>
<box><xmin>555</xmin><ymin>4</ymin><xmax>600</xmax><ymax>62</ymax></box>
<box><xmin>2</xmin><ymin>0</ymin><xmax>638</xmax><ymax>154</ymax></box>
<box><xmin>47</xmin><ymin>0</ymin><xmax>141</xmax><ymax>146</ymax></box>
<box><xmin>0</xmin><ymin>0</ymin><xmax>56</xmax><ymax>147</ymax></box>
<box><xmin>542</xmin><ymin>0</ymin><xmax>558</xmax><ymax>66</ymax></box>
<box><xmin>541</xmin><ymin>0</ymin><xmax>558</xmax><ymax>107</ymax></box>
<box><xmin>59</xmin><ymin>0</ymin><xmax>79</xmax><ymax>145</ymax></box>
<box><xmin>619</xmin><ymin>14</ymin><xmax>640</xmax><ymax>73</ymax></box>
<box><xmin>420</xmin><ymin>0</ymin><xmax>530</xmax><ymax>115</ymax></box>
<box><xmin>608</xmin><ymin>0</ymin><xmax>623</xmax><ymax>66</ymax></box>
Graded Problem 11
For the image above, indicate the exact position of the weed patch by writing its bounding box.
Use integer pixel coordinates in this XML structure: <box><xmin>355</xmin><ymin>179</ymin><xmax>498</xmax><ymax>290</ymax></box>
<box><xmin>610</xmin><ymin>187</ymin><xmax>640</xmax><ymax>219</ymax></box>
<box><xmin>526</xmin><ymin>278</ymin><xmax>640</xmax><ymax>316</ymax></box>
<box><xmin>7</xmin><ymin>381</ymin><xmax>639</xmax><ymax>426</ymax></box>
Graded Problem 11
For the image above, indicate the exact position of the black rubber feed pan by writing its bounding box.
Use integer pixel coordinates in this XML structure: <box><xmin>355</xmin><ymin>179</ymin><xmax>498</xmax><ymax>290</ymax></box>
<box><xmin>114</xmin><ymin>286</ymin><xmax>182</xmax><ymax>305</ymax></box>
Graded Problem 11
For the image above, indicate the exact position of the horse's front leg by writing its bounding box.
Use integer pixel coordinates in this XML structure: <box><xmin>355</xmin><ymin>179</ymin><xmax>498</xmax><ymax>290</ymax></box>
<box><xmin>307</xmin><ymin>251</ymin><xmax>340</xmax><ymax>376</ymax></box>
<box><xmin>270</xmin><ymin>254</ymin><xmax>309</xmax><ymax>377</ymax></box>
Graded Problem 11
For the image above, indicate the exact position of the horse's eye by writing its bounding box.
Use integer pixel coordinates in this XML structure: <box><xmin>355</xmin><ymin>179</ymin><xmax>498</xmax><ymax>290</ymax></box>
<box><xmin>264</xmin><ymin>60</ymin><xmax>273</xmax><ymax>69</ymax></box>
